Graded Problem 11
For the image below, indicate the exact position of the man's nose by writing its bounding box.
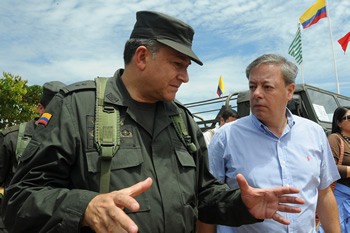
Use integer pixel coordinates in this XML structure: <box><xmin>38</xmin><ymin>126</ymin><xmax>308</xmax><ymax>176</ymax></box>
<box><xmin>252</xmin><ymin>86</ymin><xmax>263</xmax><ymax>99</ymax></box>
<box><xmin>178</xmin><ymin>70</ymin><xmax>189</xmax><ymax>83</ymax></box>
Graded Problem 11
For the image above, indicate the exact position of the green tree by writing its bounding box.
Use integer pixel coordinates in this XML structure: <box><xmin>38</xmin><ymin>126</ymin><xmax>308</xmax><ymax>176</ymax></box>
<box><xmin>0</xmin><ymin>72</ymin><xmax>42</xmax><ymax>129</ymax></box>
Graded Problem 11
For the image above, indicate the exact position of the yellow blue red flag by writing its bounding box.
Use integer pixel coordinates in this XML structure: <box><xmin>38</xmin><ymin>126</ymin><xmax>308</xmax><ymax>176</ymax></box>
<box><xmin>299</xmin><ymin>0</ymin><xmax>327</xmax><ymax>29</ymax></box>
<box><xmin>38</xmin><ymin>113</ymin><xmax>52</xmax><ymax>126</ymax></box>
<box><xmin>217</xmin><ymin>75</ymin><xmax>225</xmax><ymax>97</ymax></box>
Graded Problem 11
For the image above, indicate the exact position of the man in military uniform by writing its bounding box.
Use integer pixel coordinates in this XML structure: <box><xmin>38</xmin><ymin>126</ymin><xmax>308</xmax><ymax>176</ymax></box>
<box><xmin>2</xmin><ymin>11</ymin><xmax>305</xmax><ymax>233</ymax></box>
<box><xmin>0</xmin><ymin>81</ymin><xmax>65</xmax><ymax>233</ymax></box>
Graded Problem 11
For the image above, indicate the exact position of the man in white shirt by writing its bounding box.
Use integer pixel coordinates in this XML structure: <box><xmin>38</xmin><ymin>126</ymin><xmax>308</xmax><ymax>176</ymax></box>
<box><xmin>203</xmin><ymin>108</ymin><xmax>239</xmax><ymax>146</ymax></box>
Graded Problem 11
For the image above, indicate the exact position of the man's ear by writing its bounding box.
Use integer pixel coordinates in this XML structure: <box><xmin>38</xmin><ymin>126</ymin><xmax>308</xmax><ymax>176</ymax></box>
<box><xmin>287</xmin><ymin>83</ymin><xmax>295</xmax><ymax>101</ymax></box>
<box><xmin>134</xmin><ymin>46</ymin><xmax>149</xmax><ymax>71</ymax></box>
<box><xmin>220</xmin><ymin>117</ymin><xmax>225</xmax><ymax>126</ymax></box>
<box><xmin>37</xmin><ymin>103</ymin><xmax>45</xmax><ymax>115</ymax></box>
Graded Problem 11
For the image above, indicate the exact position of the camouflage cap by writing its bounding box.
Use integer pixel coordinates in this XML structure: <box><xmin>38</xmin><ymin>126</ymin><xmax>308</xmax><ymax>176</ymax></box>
<box><xmin>40</xmin><ymin>81</ymin><xmax>66</xmax><ymax>107</ymax></box>
<box><xmin>130</xmin><ymin>11</ymin><xmax>203</xmax><ymax>66</ymax></box>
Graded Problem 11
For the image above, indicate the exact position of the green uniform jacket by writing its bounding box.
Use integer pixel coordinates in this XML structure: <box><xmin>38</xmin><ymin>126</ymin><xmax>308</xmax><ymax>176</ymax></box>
<box><xmin>2</xmin><ymin>70</ymin><xmax>259</xmax><ymax>233</ymax></box>
<box><xmin>1</xmin><ymin>118</ymin><xmax>37</xmax><ymax>233</ymax></box>
<box><xmin>0</xmin><ymin>118</ymin><xmax>37</xmax><ymax>188</ymax></box>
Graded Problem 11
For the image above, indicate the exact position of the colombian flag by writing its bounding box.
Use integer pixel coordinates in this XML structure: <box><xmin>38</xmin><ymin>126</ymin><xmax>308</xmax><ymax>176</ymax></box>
<box><xmin>38</xmin><ymin>113</ymin><xmax>52</xmax><ymax>126</ymax></box>
<box><xmin>299</xmin><ymin>0</ymin><xmax>327</xmax><ymax>29</ymax></box>
<box><xmin>217</xmin><ymin>75</ymin><xmax>225</xmax><ymax>97</ymax></box>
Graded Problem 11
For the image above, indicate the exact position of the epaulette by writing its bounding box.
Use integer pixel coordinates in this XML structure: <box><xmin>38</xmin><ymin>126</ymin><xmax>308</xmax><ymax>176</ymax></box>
<box><xmin>0</xmin><ymin>125</ymin><xmax>20</xmax><ymax>136</ymax></box>
<box><xmin>60</xmin><ymin>80</ymin><xmax>97</xmax><ymax>96</ymax></box>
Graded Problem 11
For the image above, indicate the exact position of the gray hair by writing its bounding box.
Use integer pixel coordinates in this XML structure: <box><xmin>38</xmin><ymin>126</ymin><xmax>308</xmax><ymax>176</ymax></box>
<box><xmin>123</xmin><ymin>38</ymin><xmax>162</xmax><ymax>66</ymax></box>
<box><xmin>245</xmin><ymin>54</ymin><xmax>298</xmax><ymax>85</ymax></box>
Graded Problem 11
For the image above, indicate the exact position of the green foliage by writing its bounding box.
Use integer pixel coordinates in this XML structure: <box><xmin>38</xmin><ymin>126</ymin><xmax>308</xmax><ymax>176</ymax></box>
<box><xmin>0</xmin><ymin>72</ymin><xmax>43</xmax><ymax>129</ymax></box>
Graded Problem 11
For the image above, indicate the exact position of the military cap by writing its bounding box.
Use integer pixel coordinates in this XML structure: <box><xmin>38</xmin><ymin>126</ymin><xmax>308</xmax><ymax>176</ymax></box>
<box><xmin>40</xmin><ymin>81</ymin><xmax>66</xmax><ymax>107</ymax></box>
<box><xmin>130</xmin><ymin>11</ymin><xmax>203</xmax><ymax>66</ymax></box>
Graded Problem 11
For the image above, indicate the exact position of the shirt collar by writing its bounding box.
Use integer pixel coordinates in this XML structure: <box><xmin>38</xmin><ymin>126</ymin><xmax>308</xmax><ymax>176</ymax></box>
<box><xmin>250</xmin><ymin>108</ymin><xmax>295</xmax><ymax>135</ymax></box>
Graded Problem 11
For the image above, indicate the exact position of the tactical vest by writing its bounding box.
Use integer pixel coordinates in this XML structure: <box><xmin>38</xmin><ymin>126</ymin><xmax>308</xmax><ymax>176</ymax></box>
<box><xmin>95</xmin><ymin>77</ymin><xmax>197</xmax><ymax>193</ymax></box>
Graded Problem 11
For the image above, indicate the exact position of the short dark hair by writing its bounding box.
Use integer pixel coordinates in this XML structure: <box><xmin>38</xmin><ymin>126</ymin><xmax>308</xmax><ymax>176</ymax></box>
<box><xmin>332</xmin><ymin>106</ymin><xmax>350</xmax><ymax>134</ymax></box>
<box><xmin>123</xmin><ymin>38</ymin><xmax>162</xmax><ymax>65</ymax></box>
<box><xmin>221</xmin><ymin>108</ymin><xmax>239</xmax><ymax>121</ymax></box>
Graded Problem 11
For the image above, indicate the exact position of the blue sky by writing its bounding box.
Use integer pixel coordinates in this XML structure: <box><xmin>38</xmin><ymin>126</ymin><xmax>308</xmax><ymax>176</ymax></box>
<box><xmin>1</xmin><ymin>0</ymin><xmax>349</xmax><ymax>108</ymax></box>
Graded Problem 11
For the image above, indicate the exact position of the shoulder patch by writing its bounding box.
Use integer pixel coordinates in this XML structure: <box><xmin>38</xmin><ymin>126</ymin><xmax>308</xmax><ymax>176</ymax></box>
<box><xmin>60</xmin><ymin>80</ymin><xmax>96</xmax><ymax>96</ymax></box>
<box><xmin>38</xmin><ymin>113</ymin><xmax>52</xmax><ymax>126</ymax></box>
<box><xmin>1</xmin><ymin>125</ymin><xmax>20</xmax><ymax>136</ymax></box>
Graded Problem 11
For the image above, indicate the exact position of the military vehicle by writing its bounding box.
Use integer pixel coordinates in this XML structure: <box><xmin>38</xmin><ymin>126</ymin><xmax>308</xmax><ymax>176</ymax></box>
<box><xmin>184</xmin><ymin>84</ymin><xmax>350</xmax><ymax>135</ymax></box>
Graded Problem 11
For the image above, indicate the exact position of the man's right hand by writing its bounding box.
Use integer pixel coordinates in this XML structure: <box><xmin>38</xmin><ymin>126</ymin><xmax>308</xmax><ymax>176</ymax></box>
<box><xmin>81</xmin><ymin>177</ymin><xmax>153</xmax><ymax>233</ymax></box>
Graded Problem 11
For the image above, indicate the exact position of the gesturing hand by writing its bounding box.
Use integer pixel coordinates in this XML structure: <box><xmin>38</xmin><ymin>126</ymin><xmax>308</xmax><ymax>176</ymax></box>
<box><xmin>237</xmin><ymin>174</ymin><xmax>305</xmax><ymax>225</ymax></box>
<box><xmin>81</xmin><ymin>177</ymin><xmax>153</xmax><ymax>233</ymax></box>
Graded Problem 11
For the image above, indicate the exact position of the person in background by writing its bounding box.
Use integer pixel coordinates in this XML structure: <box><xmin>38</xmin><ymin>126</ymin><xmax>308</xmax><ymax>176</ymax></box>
<box><xmin>203</xmin><ymin>107</ymin><xmax>239</xmax><ymax>146</ymax></box>
<box><xmin>0</xmin><ymin>81</ymin><xmax>66</xmax><ymax>233</ymax></box>
<box><xmin>208</xmin><ymin>54</ymin><xmax>341</xmax><ymax>233</ymax></box>
<box><xmin>318</xmin><ymin>106</ymin><xmax>350</xmax><ymax>232</ymax></box>
<box><xmin>2</xmin><ymin>12</ymin><xmax>305</xmax><ymax>233</ymax></box>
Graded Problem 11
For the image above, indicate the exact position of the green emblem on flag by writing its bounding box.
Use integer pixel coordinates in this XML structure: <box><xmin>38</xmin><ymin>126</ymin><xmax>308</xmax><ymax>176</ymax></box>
<box><xmin>288</xmin><ymin>26</ymin><xmax>303</xmax><ymax>65</ymax></box>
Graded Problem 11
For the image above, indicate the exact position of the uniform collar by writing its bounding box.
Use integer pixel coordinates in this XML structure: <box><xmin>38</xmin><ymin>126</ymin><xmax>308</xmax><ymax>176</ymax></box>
<box><xmin>102</xmin><ymin>69</ymin><xmax>130</xmax><ymax>107</ymax></box>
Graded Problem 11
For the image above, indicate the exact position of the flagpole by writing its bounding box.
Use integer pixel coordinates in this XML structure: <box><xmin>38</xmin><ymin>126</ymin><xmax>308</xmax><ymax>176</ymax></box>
<box><xmin>325</xmin><ymin>0</ymin><xmax>340</xmax><ymax>94</ymax></box>
<box><xmin>301</xmin><ymin>61</ymin><xmax>305</xmax><ymax>85</ymax></box>
<box><xmin>299</xmin><ymin>23</ymin><xmax>305</xmax><ymax>85</ymax></box>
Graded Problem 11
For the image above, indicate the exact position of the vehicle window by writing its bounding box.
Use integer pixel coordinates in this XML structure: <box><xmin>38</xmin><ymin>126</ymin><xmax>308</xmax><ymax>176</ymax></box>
<box><xmin>307</xmin><ymin>89</ymin><xmax>338</xmax><ymax>123</ymax></box>
<box><xmin>338</xmin><ymin>97</ymin><xmax>350</xmax><ymax>107</ymax></box>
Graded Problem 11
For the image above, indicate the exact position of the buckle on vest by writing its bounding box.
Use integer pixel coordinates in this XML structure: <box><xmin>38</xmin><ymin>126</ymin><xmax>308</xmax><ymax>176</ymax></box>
<box><xmin>103</xmin><ymin>106</ymin><xmax>115</xmax><ymax>113</ymax></box>
<box><xmin>100</xmin><ymin>142</ymin><xmax>114</xmax><ymax>160</ymax></box>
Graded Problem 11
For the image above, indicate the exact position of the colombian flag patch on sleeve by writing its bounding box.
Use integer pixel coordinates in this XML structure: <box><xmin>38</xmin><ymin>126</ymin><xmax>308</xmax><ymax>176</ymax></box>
<box><xmin>38</xmin><ymin>113</ymin><xmax>52</xmax><ymax>126</ymax></box>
